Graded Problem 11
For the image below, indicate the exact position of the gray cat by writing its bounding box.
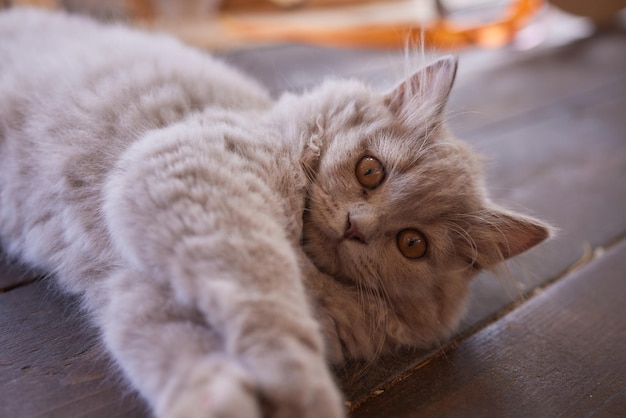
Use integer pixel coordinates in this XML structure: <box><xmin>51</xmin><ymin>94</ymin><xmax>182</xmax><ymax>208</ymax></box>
<box><xmin>0</xmin><ymin>8</ymin><xmax>550</xmax><ymax>418</ymax></box>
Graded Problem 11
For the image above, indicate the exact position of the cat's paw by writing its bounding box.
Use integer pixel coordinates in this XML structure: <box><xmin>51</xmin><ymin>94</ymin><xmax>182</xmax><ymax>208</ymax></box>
<box><xmin>160</xmin><ymin>359</ymin><xmax>261</xmax><ymax>418</ymax></box>
<box><xmin>245</xmin><ymin>342</ymin><xmax>346</xmax><ymax>418</ymax></box>
<box><xmin>159</xmin><ymin>345</ymin><xmax>344</xmax><ymax>418</ymax></box>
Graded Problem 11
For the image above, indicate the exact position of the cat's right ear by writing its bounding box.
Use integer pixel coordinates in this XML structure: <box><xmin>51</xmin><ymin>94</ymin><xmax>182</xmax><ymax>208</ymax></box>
<box><xmin>471</xmin><ymin>208</ymin><xmax>552</xmax><ymax>270</ymax></box>
<box><xmin>385</xmin><ymin>56</ymin><xmax>458</xmax><ymax>121</ymax></box>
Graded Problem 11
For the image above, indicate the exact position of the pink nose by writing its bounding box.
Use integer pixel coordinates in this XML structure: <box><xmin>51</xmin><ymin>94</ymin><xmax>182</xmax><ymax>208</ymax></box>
<box><xmin>343</xmin><ymin>219</ymin><xmax>367</xmax><ymax>243</ymax></box>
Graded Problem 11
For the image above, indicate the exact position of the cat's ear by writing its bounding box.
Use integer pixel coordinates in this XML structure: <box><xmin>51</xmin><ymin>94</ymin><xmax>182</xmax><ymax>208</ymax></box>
<box><xmin>385</xmin><ymin>55</ymin><xmax>458</xmax><ymax>119</ymax></box>
<box><xmin>471</xmin><ymin>207</ymin><xmax>552</xmax><ymax>269</ymax></box>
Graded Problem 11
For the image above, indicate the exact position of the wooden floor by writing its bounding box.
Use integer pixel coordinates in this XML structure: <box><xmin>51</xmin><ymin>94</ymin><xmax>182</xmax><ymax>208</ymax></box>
<box><xmin>1</xmin><ymin>24</ymin><xmax>625</xmax><ymax>418</ymax></box>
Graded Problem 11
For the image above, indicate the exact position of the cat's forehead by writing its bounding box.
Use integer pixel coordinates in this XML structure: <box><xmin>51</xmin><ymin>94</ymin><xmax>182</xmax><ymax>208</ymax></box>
<box><xmin>367</xmin><ymin>125</ymin><xmax>479</xmax><ymax>172</ymax></box>
<box><xmin>370</xmin><ymin>132</ymin><xmax>485</xmax><ymax>223</ymax></box>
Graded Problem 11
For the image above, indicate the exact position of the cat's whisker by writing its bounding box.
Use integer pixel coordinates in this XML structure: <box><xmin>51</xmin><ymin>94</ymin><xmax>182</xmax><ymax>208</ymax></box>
<box><xmin>413</xmin><ymin>135</ymin><xmax>459</xmax><ymax>161</ymax></box>
<box><xmin>445</xmin><ymin>221</ymin><xmax>479</xmax><ymax>267</ymax></box>
<box><xmin>445</xmin><ymin>108</ymin><xmax>484</xmax><ymax>123</ymax></box>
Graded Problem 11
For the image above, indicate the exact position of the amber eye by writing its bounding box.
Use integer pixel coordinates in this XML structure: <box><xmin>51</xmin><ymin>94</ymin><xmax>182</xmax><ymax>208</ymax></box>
<box><xmin>355</xmin><ymin>156</ymin><xmax>385</xmax><ymax>189</ymax></box>
<box><xmin>397</xmin><ymin>229</ymin><xmax>428</xmax><ymax>259</ymax></box>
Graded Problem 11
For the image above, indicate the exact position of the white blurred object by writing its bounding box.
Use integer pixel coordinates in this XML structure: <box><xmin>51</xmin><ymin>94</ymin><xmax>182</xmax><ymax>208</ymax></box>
<box><xmin>513</xmin><ymin>4</ymin><xmax>595</xmax><ymax>50</ymax></box>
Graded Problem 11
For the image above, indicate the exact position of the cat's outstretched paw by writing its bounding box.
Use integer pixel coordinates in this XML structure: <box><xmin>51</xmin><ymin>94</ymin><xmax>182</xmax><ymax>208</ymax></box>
<box><xmin>161</xmin><ymin>359</ymin><xmax>261</xmax><ymax>418</ymax></box>
<box><xmin>159</xmin><ymin>353</ymin><xmax>344</xmax><ymax>418</ymax></box>
<box><xmin>245</xmin><ymin>343</ymin><xmax>346</xmax><ymax>418</ymax></box>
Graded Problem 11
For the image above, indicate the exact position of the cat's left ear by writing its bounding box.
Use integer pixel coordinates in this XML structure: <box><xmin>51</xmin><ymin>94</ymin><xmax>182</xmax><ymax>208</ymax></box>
<box><xmin>471</xmin><ymin>207</ymin><xmax>552</xmax><ymax>270</ymax></box>
<box><xmin>385</xmin><ymin>55</ymin><xmax>458</xmax><ymax>120</ymax></box>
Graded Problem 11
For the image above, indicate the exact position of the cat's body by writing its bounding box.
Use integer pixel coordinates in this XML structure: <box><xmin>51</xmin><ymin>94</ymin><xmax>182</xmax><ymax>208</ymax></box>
<box><xmin>0</xmin><ymin>8</ymin><xmax>549</xmax><ymax>418</ymax></box>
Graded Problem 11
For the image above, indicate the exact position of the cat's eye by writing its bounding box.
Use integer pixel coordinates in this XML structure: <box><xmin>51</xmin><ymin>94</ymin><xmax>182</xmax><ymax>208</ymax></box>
<box><xmin>397</xmin><ymin>229</ymin><xmax>428</xmax><ymax>259</ymax></box>
<box><xmin>355</xmin><ymin>156</ymin><xmax>385</xmax><ymax>189</ymax></box>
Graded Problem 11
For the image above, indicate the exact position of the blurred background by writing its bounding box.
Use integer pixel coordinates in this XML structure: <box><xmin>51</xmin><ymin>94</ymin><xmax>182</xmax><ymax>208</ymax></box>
<box><xmin>4</xmin><ymin>0</ymin><xmax>625</xmax><ymax>50</ymax></box>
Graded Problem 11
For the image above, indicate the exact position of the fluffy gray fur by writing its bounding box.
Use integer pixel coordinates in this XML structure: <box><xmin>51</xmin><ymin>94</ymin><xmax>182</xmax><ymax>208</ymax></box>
<box><xmin>0</xmin><ymin>8</ymin><xmax>549</xmax><ymax>418</ymax></box>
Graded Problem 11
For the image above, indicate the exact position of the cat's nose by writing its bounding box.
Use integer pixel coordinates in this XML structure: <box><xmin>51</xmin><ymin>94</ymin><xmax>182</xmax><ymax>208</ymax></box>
<box><xmin>343</xmin><ymin>217</ymin><xmax>367</xmax><ymax>244</ymax></box>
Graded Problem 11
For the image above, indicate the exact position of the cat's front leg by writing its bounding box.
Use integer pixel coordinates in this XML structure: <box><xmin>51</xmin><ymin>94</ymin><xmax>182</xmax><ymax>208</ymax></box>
<box><xmin>100</xmin><ymin>267</ymin><xmax>345</xmax><ymax>418</ymax></box>
<box><xmin>98</xmin><ymin>269</ymin><xmax>261</xmax><ymax>418</ymax></box>
<box><xmin>186</xmin><ymin>274</ymin><xmax>346</xmax><ymax>418</ymax></box>
<box><xmin>102</xmin><ymin>133</ymin><xmax>345</xmax><ymax>417</ymax></box>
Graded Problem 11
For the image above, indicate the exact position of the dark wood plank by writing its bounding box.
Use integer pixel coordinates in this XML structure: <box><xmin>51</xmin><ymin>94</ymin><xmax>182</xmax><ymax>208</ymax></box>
<box><xmin>461</xmin><ymin>73</ymin><xmax>626</xmax><ymax>323</ymax></box>
<box><xmin>448</xmin><ymin>32</ymin><xmax>626</xmax><ymax>137</ymax></box>
<box><xmin>0</xmin><ymin>281</ymin><xmax>148</xmax><ymax>418</ymax></box>
<box><xmin>351</xmin><ymin>237</ymin><xmax>626</xmax><ymax>418</ymax></box>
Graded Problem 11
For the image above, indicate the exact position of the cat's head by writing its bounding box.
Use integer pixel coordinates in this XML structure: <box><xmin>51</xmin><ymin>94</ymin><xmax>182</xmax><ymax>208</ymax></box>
<box><xmin>300</xmin><ymin>56</ymin><xmax>550</xmax><ymax>357</ymax></box>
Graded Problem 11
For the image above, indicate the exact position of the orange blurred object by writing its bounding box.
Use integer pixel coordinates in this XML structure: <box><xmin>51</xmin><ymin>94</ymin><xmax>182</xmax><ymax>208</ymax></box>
<box><xmin>222</xmin><ymin>0</ymin><xmax>545</xmax><ymax>49</ymax></box>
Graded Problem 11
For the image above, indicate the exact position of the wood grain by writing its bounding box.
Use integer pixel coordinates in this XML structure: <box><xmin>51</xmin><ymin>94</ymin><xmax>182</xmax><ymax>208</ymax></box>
<box><xmin>0</xmin><ymin>281</ymin><xmax>149</xmax><ymax>418</ymax></box>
